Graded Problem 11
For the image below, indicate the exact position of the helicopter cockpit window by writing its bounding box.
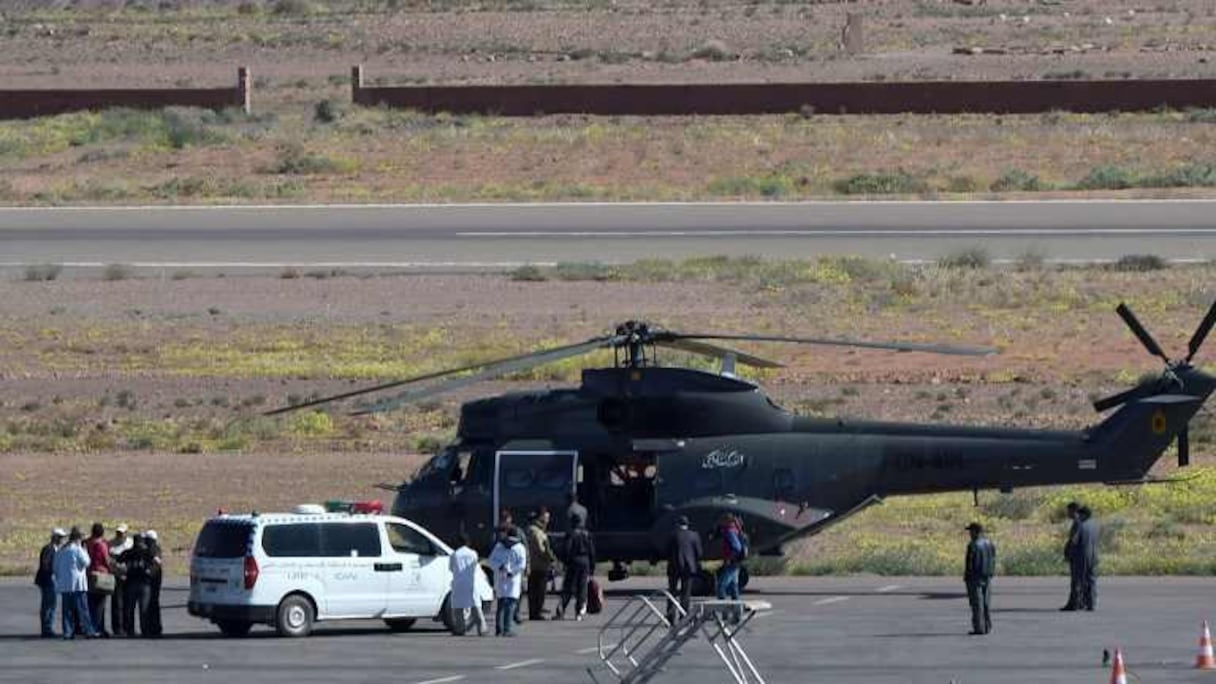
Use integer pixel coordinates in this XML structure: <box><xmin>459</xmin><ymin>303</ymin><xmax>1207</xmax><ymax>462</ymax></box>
<box><xmin>415</xmin><ymin>449</ymin><xmax>454</xmax><ymax>481</ymax></box>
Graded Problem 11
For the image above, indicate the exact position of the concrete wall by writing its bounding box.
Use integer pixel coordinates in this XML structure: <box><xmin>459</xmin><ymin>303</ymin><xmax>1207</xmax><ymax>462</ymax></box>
<box><xmin>0</xmin><ymin>68</ymin><xmax>251</xmax><ymax>120</ymax></box>
<box><xmin>351</xmin><ymin>66</ymin><xmax>1216</xmax><ymax>116</ymax></box>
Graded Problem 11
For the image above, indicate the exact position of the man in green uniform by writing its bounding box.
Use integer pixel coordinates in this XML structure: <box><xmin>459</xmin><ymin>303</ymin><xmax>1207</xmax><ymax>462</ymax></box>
<box><xmin>964</xmin><ymin>522</ymin><xmax>996</xmax><ymax>635</ymax></box>
<box><xmin>524</xmin><ymin>508</ymin><xmax>558</xmax><ymax>621</ymax></box>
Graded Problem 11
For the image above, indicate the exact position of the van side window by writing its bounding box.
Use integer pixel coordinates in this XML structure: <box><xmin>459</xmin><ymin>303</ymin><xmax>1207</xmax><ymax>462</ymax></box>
<box><xmin>262</xmin><ymin>524</ymin><xmax>321</xmax><ymax>557</ymax></box>
<box><xmin>321</xmin><ymin>523</ymin><xmax>382</xmax><ymax>558</ymax></box>
<box><xmin>386</xmin><ymin>523</ymin><xmax>437</xmax><ymax>557</ymax></box>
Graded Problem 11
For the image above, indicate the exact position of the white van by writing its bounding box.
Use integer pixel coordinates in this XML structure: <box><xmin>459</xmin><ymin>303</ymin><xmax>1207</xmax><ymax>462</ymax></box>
<box><xmin>188</xmin><ymin>509</ymin><xmax>482</xmax><ymax>637</ymax></box>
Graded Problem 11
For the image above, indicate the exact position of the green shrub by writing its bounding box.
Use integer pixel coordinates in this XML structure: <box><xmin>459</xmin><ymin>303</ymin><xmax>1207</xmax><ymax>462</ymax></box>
<box><xmin>554</xmin><ymin>261</ymin><xmax>613</xmax><ymax>281</ymax></box>
<box><xmin>990</xmin><ymin>168</ymin><xmax>1046</xmax><ymax>192</ymax></box>
<box><xmin>102</xmin><ymin>263</ymin><xmax>135</xmax><ymax>281</ymax></box>
<box><xmin>271</xmin><ymin>0</ymin><xmax>318</xmax><ymax>14</ymax></box>
<box><xmin>1113</xmin><ymin>254</ymin><xmax>1167</xmax><ymax>272</ymax></box>
<box><xmin>1141</xmin><ymin>163</ymin><xmax>1216</xmax><ymax>188</ymax></box>
<box><xmin>268</xmin><ymin>144</ymin><xmax>357</xmax><ymax>175</ymax></box>
<box><xmin>313</xmin><ymin>99</ymin><xmax>347</xmax><ymax>124</ymax></box>
<box><xmin>290</xmin><ymin>411</ymin><xmax>334</xmax><ymax>436</ymax></box>
<box><xmin>510</xmin><ymin>265</ymin><xmax>547</xmax><ymax>282</ymax></box>
<box><xmin>691</xmin><ymin>40</ymin><xmax>735</xmax><ymax>62</ymax></box>
<box><xmin>938</xmin><ymin>247</ymin><xmax>991</xmax><ymax>270</ymax></box>
<box><xmin>23</xmin><ymin>264</ymin><xmax>62</xmax><ymax>281</ymax></box>
<box><xmin>707</xmin><ymin>174</ymin><xmax>795</xmax><ymax>198</ymax></box>
<box><xmin>833</xmin><ymin>172</ymin><xmax>929</xmax><ymax>195</ymax></box>
<box><xmin>945</xmin><ymin>175</ymin><xmax>978</xmax><ymax>193</ymax></box>
<box><xmin>1075</xmin><ymin>165</ymin><xmax>1136</xmax><ymax>190</ymax></box>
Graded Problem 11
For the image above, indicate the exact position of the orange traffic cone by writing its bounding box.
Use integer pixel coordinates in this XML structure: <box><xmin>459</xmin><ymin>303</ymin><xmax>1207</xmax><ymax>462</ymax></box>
<box><xmin>1198</xmin><ymin>621</ymin><xmax>1216</xmax><ymax>670</ymax></box>
<box><xmin>1109</xmin><ymin>649</ymin><xmax>1128</xmax><ymax>684</ymax></box>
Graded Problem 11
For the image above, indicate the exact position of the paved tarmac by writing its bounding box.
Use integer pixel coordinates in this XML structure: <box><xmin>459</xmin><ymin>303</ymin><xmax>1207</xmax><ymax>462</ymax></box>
<box><xmin>2</xmin><ymin>201</ymin><xmax>1216</xmax><ymax>273</ymax></box>
<box><xmin>2</xmin><ymin>576</ymin><xmax>1214</xmax><ymax>683</ymax></box>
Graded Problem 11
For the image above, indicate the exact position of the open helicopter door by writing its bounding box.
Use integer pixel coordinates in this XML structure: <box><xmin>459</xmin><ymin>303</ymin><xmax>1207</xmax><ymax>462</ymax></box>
<box><xmin>493</xmin><ymin>448</ymin><xmax>580</xmax><ymax>535</ymax></box>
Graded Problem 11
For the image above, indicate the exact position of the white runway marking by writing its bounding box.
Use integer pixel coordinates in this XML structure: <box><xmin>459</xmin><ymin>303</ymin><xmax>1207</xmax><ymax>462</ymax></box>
<box><xmin>413</xmin><ymin>676</ymin><xmax>465</xmax><ymax>684</ymax></box>
<box><xmin>459</xmin><ymin>228</ymin><xmax>1216</xmax><ymax>237</ymax></box>
<box><xmin>813</xmin><ymin>596</ymin><xmax>850</xmax><ymax>606</ymax></box>
<box><xmin>496</xmin><ymin>659</ymin><xmax>545</xmax><ymax>670</ymax></box>
<box><xmin>876</xmin><ymin>585</ymin><xmax>902</xmax><ymax>593</ymax></box>
<box><xmin>577</xmin><ymin>644</ymin><xmax>615</xmax><ymax>654</ymax></box>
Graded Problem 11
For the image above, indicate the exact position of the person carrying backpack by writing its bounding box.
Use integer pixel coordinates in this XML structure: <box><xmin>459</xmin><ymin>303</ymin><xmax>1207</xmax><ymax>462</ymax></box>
<box><xmin>715</xmin><ymin>513</ymin><xmax>745</xmax><ymax>622</ymax></box>
<box><xmin>556</xmin><ymin>514</ymin><xmax>596</xmax><ymax>621</ymax></box>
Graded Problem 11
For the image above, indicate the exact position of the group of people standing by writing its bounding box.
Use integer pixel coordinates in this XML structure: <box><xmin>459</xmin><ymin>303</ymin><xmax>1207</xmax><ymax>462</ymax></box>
<box><xmin>35</xmin><ymin>523</ymin><xmax>163</xmax><ymax>640</ymax></box>
<box><xmin>963</xmin><ymin>501</ymin><xmax>1100</xmax><ymax>636</ymax></box>
<box><xmin>448</xmin><ymin>495</ymin><xmax>598</xmax><ymax>638</ymax></box>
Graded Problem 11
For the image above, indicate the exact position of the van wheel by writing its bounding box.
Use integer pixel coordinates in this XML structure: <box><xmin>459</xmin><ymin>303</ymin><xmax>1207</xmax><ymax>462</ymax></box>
<box><xmin>216</xmin><ymin>620</ymin><xmax>252</xmax><ymax>638</ymax></box>
<box><xmin>276</xmin><ymin>595</ymin><xmax>314</xmax><ymax>638</ymax></box>
<box><xmin>384</xmin><ymin>618</ymin><xmax>416</xmax><ymax>632</ymax></box>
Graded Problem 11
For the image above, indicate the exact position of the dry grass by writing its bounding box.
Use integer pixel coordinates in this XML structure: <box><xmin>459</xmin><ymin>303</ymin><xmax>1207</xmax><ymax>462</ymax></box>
<box><xmin>4</xmin><ymin>108</ymin><xmax>1216</xmax><ymax>203</ymax></box>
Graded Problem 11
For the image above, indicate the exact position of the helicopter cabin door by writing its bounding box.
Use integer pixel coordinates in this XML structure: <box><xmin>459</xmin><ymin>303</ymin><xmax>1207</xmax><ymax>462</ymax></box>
<box><xmin>493</xmin><ymin>449</ymin><xmax>579</xmax><ymax>533</ymax></box>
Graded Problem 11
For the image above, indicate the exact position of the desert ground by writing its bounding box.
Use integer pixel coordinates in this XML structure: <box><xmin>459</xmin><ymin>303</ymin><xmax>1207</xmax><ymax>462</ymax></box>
<box><xmin>1</xmin><ymin>0</ymin><xmax>1215</xmax><ymax>203</ymax></box>
<box><xmin>2</xmin><ymin>257</ymin><xmax>1215</xmax><ymax>576</ymax></box>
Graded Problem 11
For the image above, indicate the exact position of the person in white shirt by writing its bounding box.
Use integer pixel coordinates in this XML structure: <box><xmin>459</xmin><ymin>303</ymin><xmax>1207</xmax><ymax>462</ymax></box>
<box><xmin>488</xmin><ymin>527</ymin><xmax>527</xmax><ymax>637</ymax></box>
<box><xmin>448</xmin><ymin>533</ymin><xmax>490</xmax><ymax>636</ymax></box>
<box><xmin>53</xmin><ymin>527</ymin><xmax>96</xmax><ymax>640</ymax></box>
<box><xmin>108</xmin><ymin>524</ymin><xmax>133</xmax><ymax>637</ymax></box>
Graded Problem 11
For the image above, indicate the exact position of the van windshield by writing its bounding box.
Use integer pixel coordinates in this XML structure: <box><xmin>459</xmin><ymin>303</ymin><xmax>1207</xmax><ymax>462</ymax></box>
<box><xmin>194</xmin><ymin>521</ymin><xmax>252</xmax><ymax>558</ymax></box>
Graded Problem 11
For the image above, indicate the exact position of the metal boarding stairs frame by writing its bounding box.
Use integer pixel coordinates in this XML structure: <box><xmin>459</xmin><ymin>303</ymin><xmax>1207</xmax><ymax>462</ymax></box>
<box><xmin>588</xmin><ymin>590</ymin><xmax>770</xmax><ymax>684</ymax></box>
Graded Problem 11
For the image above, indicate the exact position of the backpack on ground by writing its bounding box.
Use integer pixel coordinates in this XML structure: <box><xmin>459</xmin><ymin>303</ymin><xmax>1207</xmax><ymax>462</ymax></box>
<box><xmin>587</xmin><ymin>577</ymin><xmax>604</xmax><ymax>614</ymax></box>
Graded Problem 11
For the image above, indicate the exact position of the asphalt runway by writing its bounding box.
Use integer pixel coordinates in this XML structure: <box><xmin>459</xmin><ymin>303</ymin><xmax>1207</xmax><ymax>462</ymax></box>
<box><xmin>2</xmin><ymin>576</ymin><xmax>1214</xmax><ymax>683</ymax></box>
<box><xmin>2</xmin><ymin>201</ymin><xmax>1216</xmax><ymax>273</ymax></box>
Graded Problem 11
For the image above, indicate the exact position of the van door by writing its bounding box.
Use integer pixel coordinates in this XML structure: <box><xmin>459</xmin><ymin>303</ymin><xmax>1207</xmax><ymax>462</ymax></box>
<box><xmin>384</xmin><ymin>522</ymin><xmax>449</xmax><ymax>617</ymax></box>
<box><xmin>319</xmin><ymin>522</ymin><xmax>386</xmax><ymax>618</ymax></box>
<box><xmin>494</xmin><ymin>450</ymin><xmax>579</xmax><ymax>531</ymax></box>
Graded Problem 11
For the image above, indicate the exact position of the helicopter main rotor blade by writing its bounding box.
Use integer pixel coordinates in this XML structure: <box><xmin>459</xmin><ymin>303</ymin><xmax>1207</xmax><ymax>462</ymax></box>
<box><xmin>264</xmin><ymin>335</ymin><xmax>615</xmax><ymax>416</ymax></box>
<box><xmin>669</xmin><ymin>333</ymin><xmax>997</xmax><ymax>357</ymax></box>
<box><xmin>655</xmin><ymin>339</ymin><xmax>784</xmax><ymax>369</ymax></box>
<box><xmin>350</xmin><ymin>337</ymin><xmax>617</xmax><ymax>415</ymax></box>
<box><xmin>1186</xmin><ymin>299</ymin><xmax>1216</xmax><ymax>363</ymax></box>
<box><xmin>1091</xmin><ymin>379</ymin><xmax>1166</xmax><ymax>413</ymax></box>
<box><xmin>1115</xmin><ymin>303</ymin><xmax>1170</xmax><ymax>363</ymax></box>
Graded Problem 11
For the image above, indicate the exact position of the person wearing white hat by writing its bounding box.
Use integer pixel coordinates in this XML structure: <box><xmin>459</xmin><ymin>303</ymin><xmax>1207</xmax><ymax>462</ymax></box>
<box><xmin>143</xmin><ymin>531</ymin><xmax>163</xmax><ymax>637</ymax></box>
<box><xmin>35</xmin><ymin>528</ymin><xmax>66</xmax><ymax>637</ymax></box>
<box><xmin>108</xmin><ymin>524</ymin><xmax>133</xmax><ymax>637</ymax></box>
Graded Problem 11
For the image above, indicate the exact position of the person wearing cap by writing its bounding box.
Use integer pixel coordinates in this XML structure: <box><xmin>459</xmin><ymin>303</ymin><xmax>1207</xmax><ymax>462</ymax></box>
<box><xmin>54</xmin><ymin>527</ymin><xmax>97</xmax><ymax>640</ymax></box>
<box><xmin>665</xmin><ymin>515</ymin><xmax>703</xmax><ymax>621</ymax></box>
<box><xmin>964</xmin><ymin>522</ymin><xmax>996</xmax><ymax>635</ymax></box>
<box><xmin>143</xmin><ymin>530</ymin><xmax>164</xmax><ymax>637</ymax></box>
<box><xmin>1060</xmin><ymin>502</ymin><xmax>1082</xmax><ymax>611</ymax></box>
<box><xmin>35</xmin><ymin>528</ymin><xmax>66</xmax><ymax>637</ymax></box>
<box><xmin>108</xmin><ymin>523</ymin><xmax>134</xmax><ymax>637</ymax></box>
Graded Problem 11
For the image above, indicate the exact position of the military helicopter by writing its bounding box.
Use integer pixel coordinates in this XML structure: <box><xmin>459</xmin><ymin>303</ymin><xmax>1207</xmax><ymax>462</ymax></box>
<box><xmin>269</xmin><ymin>301</ymin><xmax>1216</xmax><ymax>589</ymax></box>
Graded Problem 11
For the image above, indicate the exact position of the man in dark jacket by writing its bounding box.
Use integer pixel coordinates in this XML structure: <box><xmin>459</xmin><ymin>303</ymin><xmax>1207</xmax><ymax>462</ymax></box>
<box><xmin>1076</xmin><ymin>506</ymin><xmax>1099</xmax><ymax>611</ymax></box>
<box><xmin>666</xmin><ymin>516</ymin><xmax>702</xmax><ymax>621</ymax></box>
<box><xmin>556</xmin><ymin>514</ymin><xmax>596</xmax><ymax>621</ymax></box>
<box><xmin>35</xmin><ymin>528</ymin><xmax>65</xmax><ymax>638</ymax></box>
<box><xmin>964</xmin><ymin>522</ymin><xmax>996</xmax><ymax>635</ymax></box>
<box><xmin>1060</xmin><ymin>502</ymin><xmax>1081</xmax><ymax>611</ymax></box>
<box><xmin>118</xmin><ymin>535</ymin><xmax>155</xmax><ymax>638</ymax></box>
<box><xmin>144</xmin><ymin>530</ymin><xmax>163</xmax><ymax>637</ymax></box>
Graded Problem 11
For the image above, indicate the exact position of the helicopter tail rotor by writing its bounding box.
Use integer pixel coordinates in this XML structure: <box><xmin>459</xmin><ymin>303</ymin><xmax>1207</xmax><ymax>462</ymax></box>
<box><xmin>1092</xmin><ymin>299</ymin><xmax>1216</xmax><ymax>468</ymax></box>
